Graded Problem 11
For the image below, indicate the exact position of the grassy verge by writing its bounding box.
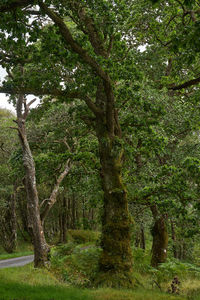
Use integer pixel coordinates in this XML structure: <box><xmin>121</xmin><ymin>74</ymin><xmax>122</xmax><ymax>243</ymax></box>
<box><xmin>0</xmin><ymin>251</ymin><xmax>33</xmax><ymax>260</ymax></box>
<box><xmin>0</xmin><ymin>280</ymin><xmax>92</xmax><ymax>300</ymax></box>
<box><xmin>1</xmin><ymin>234</ymin><xmax>200</xmax><ymax>299</ymax></box>
<box><xmin>0</xmin><ymin>264</ymin><xmax>186</xmax><ymax>300</ymax></box>
<box><xmin>0</xmin><ymin>281</ymin><xmax>187</xmax><ymax>300</ymax></box>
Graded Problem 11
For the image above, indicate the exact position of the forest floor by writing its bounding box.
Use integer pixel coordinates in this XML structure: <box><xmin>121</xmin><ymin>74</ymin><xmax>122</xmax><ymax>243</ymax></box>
<box><xmin>0</xmin><ymin>263</ymin><xmax>187</xmax><ymax>300</ymax></box>
<box><xmin>0</xmin><ymin>254</ymin><xmax>200</xmax><ymax>299</ymax></box>
<box><xmin>1</xmin><ymin>233</ymin><xmax>200</xmax><ymax>299</ymax></box>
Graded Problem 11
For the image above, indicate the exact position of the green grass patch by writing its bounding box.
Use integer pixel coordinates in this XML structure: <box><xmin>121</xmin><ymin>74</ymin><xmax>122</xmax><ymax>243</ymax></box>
<box><xmin>0</xmin><ymin>263</ymin><xmax>197</xmax><ymax>300</ymax></box>
<box><xmin>91</xmin><ymin>288</ymin><xmax>186</xmax><ymax>300</ymax></box>
<box><xmin>0</xmin><ymin>280</ymin><xmax>92</xmax><ymax>300</ymax></box>
<box><xmin>0</xmin><ymin>264</ymin><xmax>59</xmax><ymax>286</ymax></box>
<box><xmin>0</xmin><ymin>251</ymin><xmax>33</xmax><ymax>260</ymax></box>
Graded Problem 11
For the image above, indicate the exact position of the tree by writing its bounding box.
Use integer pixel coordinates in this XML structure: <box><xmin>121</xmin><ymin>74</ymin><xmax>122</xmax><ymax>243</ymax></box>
<box><xmin>0</xmin><ymin>108</ymin><xmax>18</xmax><ymax>252</ymax></box>
<box><xmin>0</xmin><ymin>1</ymin><xmax>139</xmax><ymax>286</ymax></box>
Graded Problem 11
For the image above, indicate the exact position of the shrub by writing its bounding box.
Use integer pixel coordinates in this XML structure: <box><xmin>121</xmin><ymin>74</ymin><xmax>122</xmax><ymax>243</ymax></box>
<box><xmin>61</xmin><ymin>244</ymin><xmax>102</xmax><ymax>286</ymax></box>
<box><xmin>53</xmin><ymin>242</ymin><xmax>75</xmax><ymax>257</ymax></box>
<box><xmin>50</xmin><ymin>242</ymin><xmax>102</xmax><ymax>287</ymax></box>
<box><xmin>67</xmin><ymin>230</ymin><xmax>100</xmax><ymax>244</ymax></box>
<box><xmin>70</xmin><ymin>245</ymin><xmax>102</xmax><ymax>278</ymax></box>
<box><xmin>148</xmin><ymin>259</ymin><xmax>200</xmax><ymax>286</ymax></box>
<box><xmin>132</xmin><ymin>247</ymin><xmax>151</xmax><ymax>273</ymax></box>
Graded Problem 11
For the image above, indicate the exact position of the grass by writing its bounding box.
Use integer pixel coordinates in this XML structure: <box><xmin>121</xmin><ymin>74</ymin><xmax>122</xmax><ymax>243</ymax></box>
<box><xmin>1</xmin><ymin>237</ymin><xmax>200</xmax><ymax>299</ymax></box>
<box><xmin>0</xmin><ymin>264</ymin><xmax>188</xmax><ymax>300</ymax></box>
<box><xmin>92</xmin><ymin>288</ymin><xmax>186</xmax><ymax>300</ymax></box>
<box><xmin>0</xmin><ymin>280</ymin><xmax>92</xmax><ymax>300</ymax></box>
<box><xmin>0</xmin><ymin>251</ymin><xmax>33</xmax><ymax>260</ymax></box>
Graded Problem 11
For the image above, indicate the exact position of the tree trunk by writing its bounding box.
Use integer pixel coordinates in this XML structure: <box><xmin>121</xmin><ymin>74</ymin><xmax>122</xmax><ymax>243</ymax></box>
<box><xmin>140</xmin><ymin>224</ymin><xmax>145</xmax><ymax>250</ymax></box>
<box><xmin>9</xmin><ymin>184</ymin><xmax>17</xmax><ymax>251</ymax></box>
<box><xmin>151</xmin><ymin>206</ymin><xmax>168</xmax><ymax>267</ymax></box>
<box><xmin>22</xmin><ymin>136</ymin><xmax>49</xmax><ymax>267</ymax></box>
<box><xmin>59</xmin><ymin>196</ymin><xmax>67</xmax><ymax>243</ymax></box>
<box><xmin>59</xmin><ymin>214</ymin><xmax>63</xmax><ymax>243</ymax></box>
<box><xmin>16</xmin><ymin>94</ymin><xmax>49</xmax><ymax>267</ymax></box>
<box><xmin>71</xmin><ymin>192</ymin><xmax>76</xmax><ymax>229</ymax></box>
<box><xmin>171</xmin><ymin>220</ymin><xmax>177</xmax><ymax>259</ymax></box>
<box><xmin>96</xmin><ymin>122</ymin><xmax>133</xmax><ymax>287</ymax></box>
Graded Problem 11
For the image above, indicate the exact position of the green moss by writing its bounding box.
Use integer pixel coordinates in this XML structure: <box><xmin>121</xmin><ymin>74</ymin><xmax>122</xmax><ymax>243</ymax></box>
<box><xmin>94</xmin><ymin>270</ymin><xmax>135</xmax><ymax>288</ymax></box>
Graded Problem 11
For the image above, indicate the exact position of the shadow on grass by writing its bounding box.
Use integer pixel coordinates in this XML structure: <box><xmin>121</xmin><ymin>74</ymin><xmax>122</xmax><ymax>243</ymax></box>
<box><xmin>0</xmin><ymin>281</ymin><xmax>92</xmax><ymax>300</ymax></box>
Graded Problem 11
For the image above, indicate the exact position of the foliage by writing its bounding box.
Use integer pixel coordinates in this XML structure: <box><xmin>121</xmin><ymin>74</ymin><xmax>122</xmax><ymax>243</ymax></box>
<box><xmin>51</xmin><ymin>242</ymin><xmax>102</xmax><ymax>287</ymax></box>
<box><xmin>67</xmin><ymin>230</ymin><xmax>100</xmax><ymax>244</ymax></box>
<box><xmin>1</xmin><ymin>0</ymin><xmax>200</xmax><ymax>291</ymax></box>
<box><xmin>149</xmin><ymin>259</ymin><xmax>200</xmax><ymax>287</ymax></box>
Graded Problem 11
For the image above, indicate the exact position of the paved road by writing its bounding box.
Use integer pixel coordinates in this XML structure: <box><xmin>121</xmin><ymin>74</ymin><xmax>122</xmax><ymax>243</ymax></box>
<box><xmin>0</xmin><ymin>255</ymin><xmax>34</xmax><ymax>269</ymax></box>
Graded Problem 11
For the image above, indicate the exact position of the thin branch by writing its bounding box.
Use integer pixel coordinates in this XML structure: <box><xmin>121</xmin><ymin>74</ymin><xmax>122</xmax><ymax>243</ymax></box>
<box><xmin>175</xmin><ymin>0</ymin><xmax>186</xmax><ymax>12</ymax></box>
<box><xmin>40</xmin><ymin>158</ymin><xmax>71</xmax><ymax>224</ymax></box>
<box><xmin>23</xmin><ymin>10</ymin><xmax>41</xmax><ymax>15</ymax></box>
<box><xmin>39</xmin><ymin>198</ymin><xmax>49</xmax><ymax>209</ymax></box>
<box><xmin>0</xmin><ymin>85</ymin><xmax>103</xmax><ymax>117</ymax></box>
<box><xmin>23</xmin><ymin>98</ymin><xmax>36</xmax><ymax>119</ymax></box>
<box><xmin>107</xmin><ymin>35</ymin><xmax>114</xmax><ymax>56</ymax></box>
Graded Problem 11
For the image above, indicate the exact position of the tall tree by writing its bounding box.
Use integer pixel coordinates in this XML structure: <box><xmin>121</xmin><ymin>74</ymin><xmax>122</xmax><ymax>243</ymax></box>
<box><xmin>0</xmin><ymin>1</ymin><xmax>139</xmax><ymax>286</ymax></box>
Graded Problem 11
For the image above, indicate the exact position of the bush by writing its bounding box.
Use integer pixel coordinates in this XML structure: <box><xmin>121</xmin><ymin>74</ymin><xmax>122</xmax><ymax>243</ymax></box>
<box><xmin>52</xmin><ymin>242</ymin><xmax>75</xmax><ymax>257</ymax></box>
<box><xmin>71</xmin><ymin>245</ymin><xmax>102</xmax><ymax>278</ymax></box>
<box><xmin>50</xmin><ymin>241</ymin><xmax>102</xmax><ymax>287</ymax></box>
<box><xmin>67</xmin><ymin>230</ymin><xmax>100</xmax><ymax>244</ymax></box>
<box><xmin>61</xmin><ymin>244</ymin><xmax>102</xmax><ymax>286</ymax></box>
<box><xmin>132</xmin><ymin>247</ymin><xmax>151</xmax><ymax>273</ymax></box>
<box><xmin>148</xmin><ymin>259</ymin><xmax>200</xmax><ymax>286</ymax></box>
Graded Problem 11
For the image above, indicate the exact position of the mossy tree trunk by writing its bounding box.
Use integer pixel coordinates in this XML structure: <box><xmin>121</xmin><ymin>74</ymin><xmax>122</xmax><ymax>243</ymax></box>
<box><xmin>0</xmin><ymin>2</ymin><xmax>134</xmax><ymax>284</ymax></box>
<box><xmin>150</xmin><ymin>205</ymin><xmax>168</xmax><ymax>268</ymax></box>
<box><xmin>140</xmin><ymin>224</ymin><xmax>146</xmax><ymax>250</ymax></box>
<box><xmin>94</xmin><ymin>88</ymin><xmax>133</xmax><ymax>286</ymax></box>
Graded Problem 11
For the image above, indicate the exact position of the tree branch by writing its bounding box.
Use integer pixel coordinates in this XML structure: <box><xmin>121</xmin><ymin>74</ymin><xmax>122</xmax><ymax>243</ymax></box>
<box><xmin>40</xmin><ymin>158</ymin><xmax>71</xmax><ymax>224</ymax></box>
<box><xmin>170</xmin><ymin>76</ymin><xmax>200</xmax><ymax>90</ymax></box>
<box><xmin>0</xmin><ymin>86</ymin><xmax>103</xmax><ymax>116</ymax></box>
<box><xmin>38</xmin><ymin>1</ymin><xmax>110</xmax><ymax>83</ymax></box>
<box><xmin>0</xmin><ymin>0</ymin><xmax>34</xmax><ymax>13</ymax></box>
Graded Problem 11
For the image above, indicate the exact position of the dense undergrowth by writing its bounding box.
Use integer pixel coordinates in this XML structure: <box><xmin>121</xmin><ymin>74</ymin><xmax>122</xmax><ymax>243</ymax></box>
<box><xmin>1</xmin><ymin>230</ymin><xmax>200</xmax><ymax>299</ymax></box>
<box><xmin>48</xmin><ymin>230</ymin><xmax>200</xmax><ymax>298</ymax></box>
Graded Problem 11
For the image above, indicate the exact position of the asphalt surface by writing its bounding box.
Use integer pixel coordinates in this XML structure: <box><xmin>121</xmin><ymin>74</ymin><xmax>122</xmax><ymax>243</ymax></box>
<box><xmin>0</xmin><ymin>255</ymin><xmax>34</xmax><ymax>269</ymax></box>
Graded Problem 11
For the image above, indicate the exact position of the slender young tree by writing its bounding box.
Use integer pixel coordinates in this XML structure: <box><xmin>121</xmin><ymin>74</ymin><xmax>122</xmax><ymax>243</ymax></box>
<box><xmin>13</xmin><ymin>92</ymin><xmax>71</xmax><ymax>266</ymax></box>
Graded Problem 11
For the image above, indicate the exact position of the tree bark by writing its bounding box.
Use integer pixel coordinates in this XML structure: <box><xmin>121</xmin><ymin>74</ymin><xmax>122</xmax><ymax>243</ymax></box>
<box><xmin>140</xmin><ymin>224</ymin><xmax>145</xmax><ymax>250</ymax></box>
<box><xmin>171</xmin><ymin>219</ymin><xmax>177</xmax><ymax>259</ymax></box>
<box><xmin>9</xmin><ymin>184</ymin><xmax>17</xmax><ymax>252</ymax></box>
<box><xmin>16</xmin><ymin>95</ymin><xmax>49</xmax><ymax>267</ymax></box>
<box><xmin>95</xmin><ymin>116</ymin><xmax>133</xmax><ymax>287</ymax></box>
<box><xmin>150</xmin><ymin>206</ymin><xmax>168</xmax><ymax>267</ymax></box>
<box><xmin>40</xmin><ymin>159</ymin><xmax>71</xmax><ymax>225</ymax></box>
<box><xmin>59</xmin><ymin>196</ymin><xmax>67</xmax><ymax>243</ymax></box>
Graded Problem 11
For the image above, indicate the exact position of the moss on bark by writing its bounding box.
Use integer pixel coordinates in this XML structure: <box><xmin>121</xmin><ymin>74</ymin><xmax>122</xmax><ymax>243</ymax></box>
<box><xmin>95</xmin><ymin>127</ymin><xmax>133</xmax><ymax>287</ymax></box>
<box><xmin>151</xmin><ymin>216</ymin><xmax>168</xmax><ymax>268</ymax></box>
